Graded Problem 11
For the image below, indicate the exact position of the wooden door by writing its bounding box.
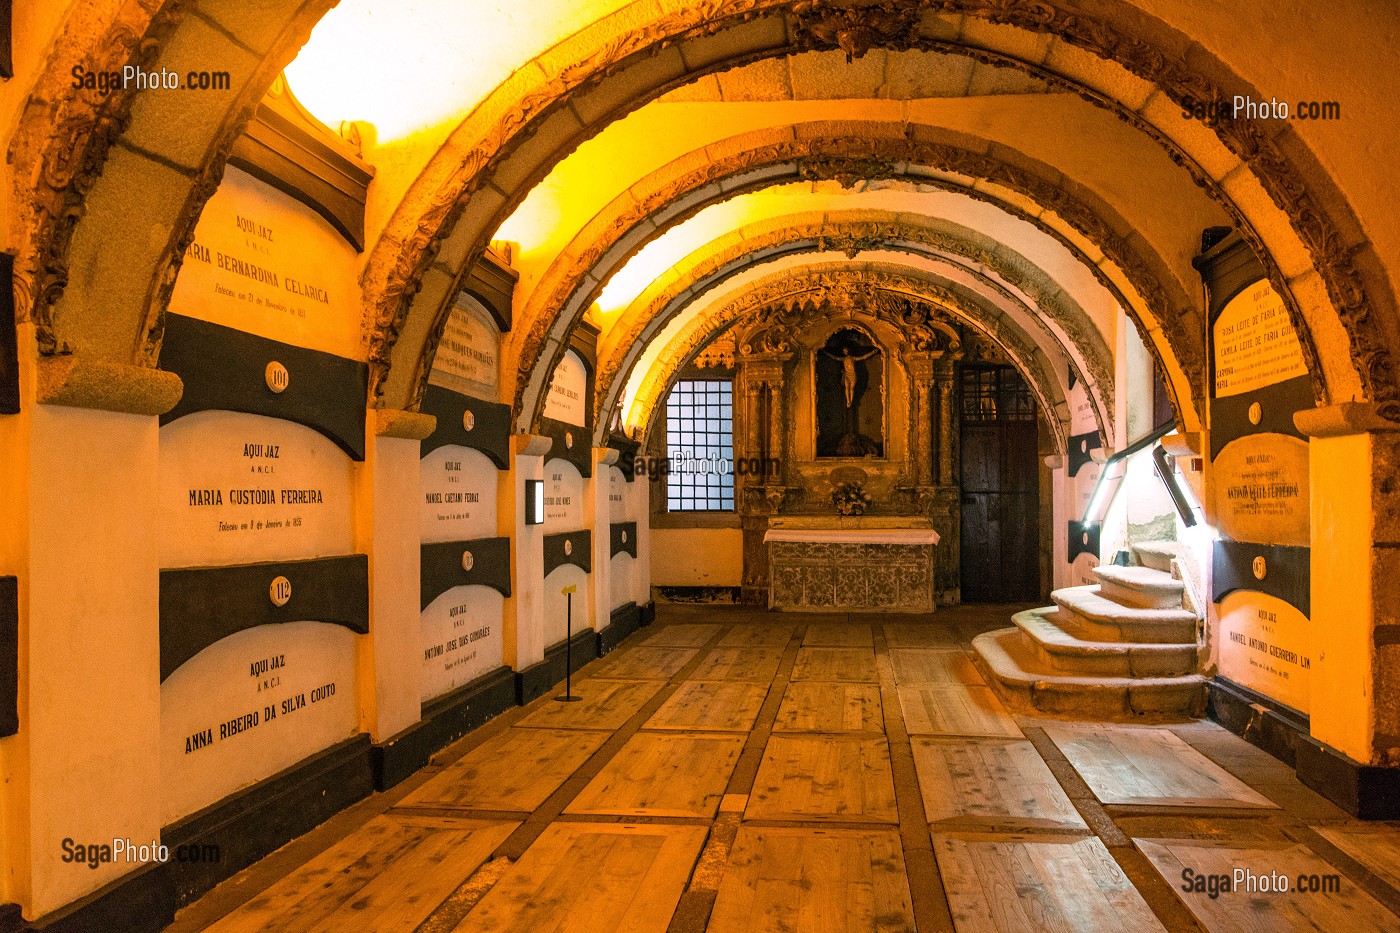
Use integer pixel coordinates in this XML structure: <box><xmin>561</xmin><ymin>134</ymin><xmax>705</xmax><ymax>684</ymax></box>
<box><xmin>959</xmin><ymin>367</ymin><xmax>1041</xmax><ymax>602</ymax></box>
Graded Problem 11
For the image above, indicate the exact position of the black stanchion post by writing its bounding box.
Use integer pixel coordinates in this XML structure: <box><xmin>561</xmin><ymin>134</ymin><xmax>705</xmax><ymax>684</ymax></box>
<box><xmin>556</xmin><ymin>584</ymin><xmax>581</xmax><ymax>702</ymax></box>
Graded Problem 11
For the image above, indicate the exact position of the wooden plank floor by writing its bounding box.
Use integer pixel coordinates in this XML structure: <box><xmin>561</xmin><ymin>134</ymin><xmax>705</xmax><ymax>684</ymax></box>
<box><xmin>565</xmin><ymin>731</ymin><xmax>746</xmax><ymax>818</ymax></box>
<box><xmin>790</xmin><ymin>646</ymin><xmax>879</xmax><ymax>682</ymax></box>
<box><xmin>719</xmin><ymin>625</ymin><xmax>795</xmax><ymax>648</ymax></box>
<box><xmin>889</xmin><ymin>647</ymin><xmax>983</xmax><ymax>685</ymax></box>
<box><xmin>706</xmin><ymin>827</ymin><xmax>916</xmax><ymax>932</ymax></box>
<box><xmin>899</xmin><ymin>684</ymin><xmax>1023</xmax><ymax>737</ymax></box>
<box><xmin>773</xmin><ymin>682</ymin><xmax>884</xmax><ymax>733</ymax></box>
<box><xmin>514</xmin><ymin>678</ymin><xmax>664</xmax><ymax>730</ymax></box>
<box><xmin>179</xmin><ymin>607</ymin><xmax>1382</xmax><ymax>933</ymax></box>
<box><xmin>687</xmin><ymin>646</ymin><xmax>784</xmax><ymax>682</ymax></box>
<box><xmin>458</xmin><ymin>822</ymin><xmax>708</xmax><ymax>933</ymax></box>
<box><xmin>643</xmin><ymin>623</ymin><xmax>724</xmax><ymax>647</ymax></box>
<box><xmin>398</xmin><ymin>727</ymin><xmax>609</xmax><ymax>812</ymax></box>
<box><xmin>746</xmin><ymin>734</ymin><xmax>898</xmax><ymax>823</ymax></box>
<box><xmin>647</xmin><ymin>681</ymin><xmax>771</xmax><ymax>731</ymax></box>
<box><xmin>1137</xmin><ymin>837</ymin><xmax>1400</xmax><ymax>931</ymax></box>
<box><xmin>935</xmin><ymin>832</ymin><xmax>1168</xmax><ymax>932</ymax></box>
<box><xmin>202</xmin><ymin>816</ymin><xmax>516</xmax><ymax>933</ymax></box>
<box><xmin>1313</xmin><ymin>824</ymin><xmax>1400</xmax><ymax>893</ymax></box>
<box><xmin>911</xmin><ymin>738</ymin><xmax>1087</xmax><ymax>831</ymax></box>
<box><xmin>803</xmin><ymin>622</ymin><xmax>874</xmax><ymax>647</ymax></box>
<box><xmin>881</xmin><ymin>623</ymin><xmax>961</xmax><ymax>648</ymax></box>
<box><xmin>590</xmin><ymin>645</ymin><xmax>698</xmax><ymax>679</ymax></box>
<box><xmin>1043</xmin><ymin>723</ymin><xmax>1279</xmax><ymax>808</ymax></box>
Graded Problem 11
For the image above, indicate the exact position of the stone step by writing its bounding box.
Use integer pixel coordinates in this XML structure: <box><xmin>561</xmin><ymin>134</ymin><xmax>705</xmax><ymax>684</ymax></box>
<box><xmin>972</xmin><ymin>627</ymin><xmax>1207</xmax><ymax>720</ymax></box>
<box><xmin>1132</xmin><ymin>539</ymin><xmax>1182</xmax><ymax>572</ymax></box>
<box><xmin>1092</xmin><ymin>564</ymin><xmax>1183</xmax><ymax>610</ymax></box>
<box><xmin>1012</xmin><ymin>608</ymin><xmax>1199</xmax><ymax>677</ymax></box>
<box><xmin>1051</xmin><ymin>586</ymin><xmax>1199</xmax><ymax>644</ymax></box>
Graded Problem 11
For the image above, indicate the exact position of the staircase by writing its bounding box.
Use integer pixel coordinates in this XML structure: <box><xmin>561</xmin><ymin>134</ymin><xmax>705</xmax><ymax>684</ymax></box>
<box><xmin>972</xmin><ymin>541</ymin><xmax>1206</xmax><ymax>720</ymax></box>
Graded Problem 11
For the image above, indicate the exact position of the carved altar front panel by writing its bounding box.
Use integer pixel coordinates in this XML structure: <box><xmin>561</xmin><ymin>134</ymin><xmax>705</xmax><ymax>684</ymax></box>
<box><xmin>767</xmin><ymin>541</ymin><xmax>935</xmax><ymax>613</ymax></box>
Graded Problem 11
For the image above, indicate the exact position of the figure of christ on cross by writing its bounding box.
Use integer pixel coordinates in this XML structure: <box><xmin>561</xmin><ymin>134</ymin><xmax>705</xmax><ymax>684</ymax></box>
<box><xmin>821</xmin><ymin>345</ymin><xmax>880</xmax><ymax>410</ymax></box>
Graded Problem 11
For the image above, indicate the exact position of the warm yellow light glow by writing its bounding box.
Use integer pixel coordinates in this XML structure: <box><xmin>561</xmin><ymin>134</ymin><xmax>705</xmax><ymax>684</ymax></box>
<box><xmin>284</xmin><ymin>0</ymin><xmax>634</xmax><ymax>146</ymax></box>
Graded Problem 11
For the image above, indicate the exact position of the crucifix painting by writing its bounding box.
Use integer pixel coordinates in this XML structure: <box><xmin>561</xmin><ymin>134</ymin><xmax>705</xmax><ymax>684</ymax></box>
<box><xmin>815</xmin><ymin>328</ymin><xmax>884</xmax><ymax>457</ymax></box>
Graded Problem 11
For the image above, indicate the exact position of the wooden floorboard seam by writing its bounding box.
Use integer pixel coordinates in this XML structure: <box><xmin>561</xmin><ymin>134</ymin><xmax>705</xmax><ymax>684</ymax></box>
<box><xmin>875</xmin><ymin>623</ymin><xmax>956</xmax><ymax>933</ymax></box>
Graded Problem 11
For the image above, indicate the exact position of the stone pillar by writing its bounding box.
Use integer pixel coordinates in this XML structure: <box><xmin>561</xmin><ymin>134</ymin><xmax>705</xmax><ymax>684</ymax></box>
<box><xmin>631</xmin><ymin>470</ymin><xmax>652</xmax><ymax>609</ymax></box>
<box><xmin>937</xmin><ymin>377</ymin><xmax>955</xmax><ymax>487</ymax></box>
<box><xmin>0</xmin><ymin>333</ymin><xmax>179</xmax><ymax>917</ymax></box>
<box><xmin>1044</xmin><ymin>454</ymin><xmax>1069</xmax><ymax>591</ymax></box>
<box><xmin>1297</xmin><ymin>405</ymin><xmax>1400</xmax><ymax>772</ymax></box>
<box><xmin>354</xmin><ymin>410</ymin><xmax>434</xmax><ymax>743</ymax></box>
<box><xmin>590</xmin><ymin>448</ymin><xmax>619</xmax><ymax>631</ymax></box>
<box><xmin>503</xmin><ymin>433</ymin><xmax>552</xmax><ymax>671</ymax></box>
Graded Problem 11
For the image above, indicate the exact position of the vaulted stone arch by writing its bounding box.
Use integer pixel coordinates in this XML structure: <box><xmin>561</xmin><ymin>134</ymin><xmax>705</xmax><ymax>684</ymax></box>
<box><xmin>358</xmin><ymin>1</ymin><xmax>1395</xmax><ymax>425</ymax></box>
<box><xmin>588</xmin><ymin>212</ymin><xmax>1116</xmax><ymax>447</ymax></box>
<box><xmin>627</xmin><ymin>262</ymin><xmax>1077</xmax><ymax>456</ymax></box>
<box><xmin>13</xmin><ymin>0</ymin><xmax>1397</xmax><ymax>429</ymax></box>
<box><xmin>506</xmin><ymin>123</ymin><xmax>1159</xmax><ymax>431</ymax></box>
<box><xmin>9</xmin><ymin>0</ymin><xmax>332</xmax><ymax>396</ymax></box>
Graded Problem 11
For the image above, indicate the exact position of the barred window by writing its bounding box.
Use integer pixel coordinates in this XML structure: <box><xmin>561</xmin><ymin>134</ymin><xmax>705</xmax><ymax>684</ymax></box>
<box><xmin>960</xmin><ymin>365</ymin><xmax>1035</xmax><ymax>423</ymax></box>
<box><xmin>665</xmin><ymin>380</ymin><xmax>735</xmax><ymax>511</ymax></box>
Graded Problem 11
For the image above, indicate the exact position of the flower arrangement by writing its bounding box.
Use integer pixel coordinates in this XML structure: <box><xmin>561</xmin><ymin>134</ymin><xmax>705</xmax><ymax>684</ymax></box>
<box><xmin>831</xmin><ymin>481</ymin><xmax>872</xmax><ymax>516</ymax></box>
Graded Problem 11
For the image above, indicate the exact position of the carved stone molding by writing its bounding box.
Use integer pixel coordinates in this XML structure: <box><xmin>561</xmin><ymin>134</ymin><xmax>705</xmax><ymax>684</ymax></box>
<box><xmin>632</xmin><ymin>264</ymin><xmax>1073</xmax><ymax>454</ymax></box>
<box><xmin>36</xmin><ymin>355</ymin><xmax>183</xmax><ymax>415</ymax></box>
<box><xmin>11</xmin><ymin>1</ymin><xmax>193</xmax><ymax>352</ymax></box>
<box><xmin>521</xmin><ymin>129</ymin><xmax>1165</xmax><ymax>438</ymax></box>
<box><xmin>349</xmin><ymin>0</ymin><xmax>1397</xmax><ymax>435</ymax></box>
<box><xmin>16</xmin><ymin>0</ymin><xmax>1392</xmax><ymax>427</ymax></box>
<box><xmin>591</xmin><ymin>215</ymin><xmax>1117</xmax><ymax>443</ymax></box>
<box><xmin>789</xmin><ymin>1</ymin><xmax>922</xmax><ymax>62</ymax></box>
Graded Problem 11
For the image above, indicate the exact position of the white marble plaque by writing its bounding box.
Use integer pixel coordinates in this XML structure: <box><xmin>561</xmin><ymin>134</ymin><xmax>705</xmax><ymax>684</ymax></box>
<box><xmin>544</xmin><ymin>565</ymin><xmax>591</xmax><ymax>647</ymax></box>
<box><xmin>1212</xmin><ymin>435</ymin><xmax>1310</xmax><ymax>547</ymax></box>
<box><xmin>420</xmin><ymin>447</ymin><xmax>498</xmax><ymax>544</ymax></box>
<box><xmin>610</xmin><ymin>553</ymin><xmax>635</xmax><ymax>610</ymax></box>
<box><xmin>169</xmin><ymin>165</ymin><xmax>360</xmax><ymax>359</ymax></box>
<box><xmin>160</xmin><ymin>412</ymin><xmax>354</xmax><ymax>568</ymax></box>
<box><xmin>421</xmin><ymin>587</ymin><xmax>505</xmax><ymax>702</ymax></box>
<box><xmin>543</xmin><ymin>349</ymin><xmax>587</xmax><ymax>426</ymax></box>
<box><xmin>1218</xmin><ymin>591</ymin><xmax>1311</xmax><ymax>714</ymax></box>
<box><xmin>161</xmin><ymin>621</ymin><xmax>358</xmax><ymax>823</ymax></box>
<box><xmin>1213</xmin><ymin>281</ymin><xmax>1306</xmax><ymax>398</ymax></box>
<box><xmin>429</xmin><ymin>294</ymin><xmax>500</xmax><ymax>398</ymax></box>
<box><xmin>607</xmin><ymin>465</ymin><xmax>634</xmax><ymax>523</ymax></box>
<box><xmin>544</xmin><ymin>460</ymin><xmax>584</xmax><ymax>528</ymax></box>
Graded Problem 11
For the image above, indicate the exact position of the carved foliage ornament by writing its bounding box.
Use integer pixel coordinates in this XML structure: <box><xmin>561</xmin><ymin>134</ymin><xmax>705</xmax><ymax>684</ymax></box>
<box><xmin>789</xmin><ymin>1</ymin><xmax>923</xmax><ymax>62</ymax></box>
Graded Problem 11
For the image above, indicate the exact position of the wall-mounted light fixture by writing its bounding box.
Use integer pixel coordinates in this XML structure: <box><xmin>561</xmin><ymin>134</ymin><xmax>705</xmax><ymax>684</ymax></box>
<box><xmin>524</xmin><ymin>479</ymin><xmax>544</xmax><ymax>525</ymax></box>
<box><xmin>1080</xmin><ymin>422</ymin><xmax>1175</xmax><ymax>525</ymax></box>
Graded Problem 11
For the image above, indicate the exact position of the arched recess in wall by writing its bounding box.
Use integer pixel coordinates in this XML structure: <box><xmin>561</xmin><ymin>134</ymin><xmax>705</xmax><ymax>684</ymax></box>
<box><xmin>626</xmin><ymin>262</ymin><xmax>1077</xmax><ymax>457</ymax></box>
<box><xmin>567</xmin><ymin>208</ymin><xmax>1115</xmax><ymax>448</ymax></box>
<box><xmin>11</xmin><ymin>1</ymin><xmax>1396</xmax><ymax>426</ymax></box>
<box><xmin>592</xmin><ymin>222</ymin><xmax>1112</xmax><ymax>449</ymax></box>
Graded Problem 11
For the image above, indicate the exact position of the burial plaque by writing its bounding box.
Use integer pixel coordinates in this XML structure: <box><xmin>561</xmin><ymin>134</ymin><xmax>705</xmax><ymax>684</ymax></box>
<box><xmin>421</xmin><ymin>446</ymin><xmax>498</xmax><ymax>544</ymax></box>
<box><xmin>543</xmin><ymin>349</ymin><xmax>587</xmax><ymax>426</ymax></box>
<box><xmin>169</xmin><ymin>165</ymin><xmax>359</xmax><ymax>358</ymax></box>
<box><xmin>161</xmin><ymin>620</ymin><xmax>357</xmax><ymax>823</ymax></box>
<box><xmin>160</xmin><ymin>411</ymin><xmax>354</xmax><ymax>568</ymax></box>
<box><xmin>421</xmin><ymin>587</ymin><xmax>505</xmax><ymax>701</ymax></box>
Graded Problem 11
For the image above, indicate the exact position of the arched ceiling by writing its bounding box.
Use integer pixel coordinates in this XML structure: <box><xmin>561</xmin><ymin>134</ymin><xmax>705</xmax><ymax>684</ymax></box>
<box><xmin>11</xmin><ymin>0</ymin><xmax>1399</xmax><ymax>434</ymax></box>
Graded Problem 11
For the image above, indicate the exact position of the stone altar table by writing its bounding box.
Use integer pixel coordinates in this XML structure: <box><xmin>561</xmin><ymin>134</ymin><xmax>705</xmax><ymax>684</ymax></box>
<box><xmin>763</xmin><ymin>517</ymin><xmax>940</xmax><ymax>612</ymax></box>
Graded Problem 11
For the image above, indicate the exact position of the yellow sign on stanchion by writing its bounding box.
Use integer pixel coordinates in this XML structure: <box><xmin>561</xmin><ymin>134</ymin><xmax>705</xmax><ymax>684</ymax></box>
<box><xmin>557</xmin><ymin>584</ymin><xmax>581</xmax><ymax>702</ymax></box>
